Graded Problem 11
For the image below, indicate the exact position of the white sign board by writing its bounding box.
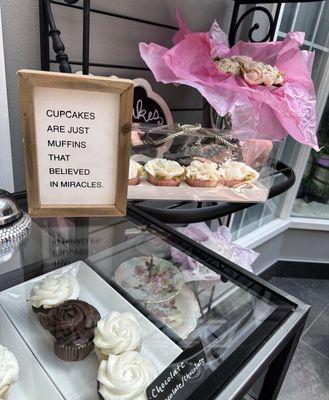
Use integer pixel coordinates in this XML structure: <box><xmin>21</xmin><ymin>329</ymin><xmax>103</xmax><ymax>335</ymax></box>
<box><xmin>18</xmin><ymin>70</ymin><xmax>133</xmax><ymax>217</ymax></box>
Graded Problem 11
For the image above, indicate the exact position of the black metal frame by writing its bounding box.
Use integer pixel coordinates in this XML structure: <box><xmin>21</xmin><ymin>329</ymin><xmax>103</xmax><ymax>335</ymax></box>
<box><xmin>228</xmin><ymin>0</ymin><xmax>319</xmax><ymax>47</ymax></box>
<box><xmin>228</xmin><ymin>1</ymin><xmax>283</xmax><ymax>47</ymax></box>
<box><xmin>38</xmin><ymin>0</ymin><xmax>301</xmax><ymax>224</ymax></box>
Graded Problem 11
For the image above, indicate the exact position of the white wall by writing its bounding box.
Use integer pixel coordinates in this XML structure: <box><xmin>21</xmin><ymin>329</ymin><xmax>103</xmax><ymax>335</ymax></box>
<box><xmin>0</xmin><ymin>4</ymin><xmax>14</xmax><ymax>191</ymax></box>
<box><xmin>1</xmin><ymin>0</ymin><xmax>40</xmax><ymax>191</ymax></box>
<box><xmin>250</xmin><ymin>228</ymin><xmax>329</xmax><ymax>274</ymax></box>
<box><xmin>280</xmin><ymin>229</ymin><xmax>329</xmax><ymax>263</ymax></box>
<box><xmin>0</xmin><ymin>0</ymin><xmax>234</xmax><ymax>191</ymax></box>
<box><xmin>251</xmin><ymin>232</ymin><xmax>285</xmax><ymax>275</ymax></box>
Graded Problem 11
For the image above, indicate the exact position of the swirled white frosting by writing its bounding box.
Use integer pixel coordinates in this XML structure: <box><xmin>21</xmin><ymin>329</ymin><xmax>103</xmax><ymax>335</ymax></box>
<box><xmin>218</xmin><ymin>161</ymin><xmax>259</xmax><ymax>182</ymax></box>
<box><xmin>30</xmin><ymin>274</ymin><xmax>80</xmax><ymax>309</ymax></box>
<box><xmin>0</xmin><ymin>346</ymin><xmax>19</xmax><ymax>390</ymax></box>
<box><xmin>94</xmin><ymin>312</ymin><xmax>142</xmax><ymax>357</ymax></box>
<box><xmin>186</xmin><ymin>160</ymin><xmax>220</xmax><ymax>180</ymax></box>
<box><xmin>129</xmin><ymin>159</ymin><xmax>142</xmax><ymax>180</ymax></box>
<box><xmin>145</xmin><ymin>159</ymin><xmax>185</xmax><ymax>179</ymax></box>
<box><xmin>98</xmin><ymin>351</ymin><xmax>157</xmax><ymax>400</ymax></box>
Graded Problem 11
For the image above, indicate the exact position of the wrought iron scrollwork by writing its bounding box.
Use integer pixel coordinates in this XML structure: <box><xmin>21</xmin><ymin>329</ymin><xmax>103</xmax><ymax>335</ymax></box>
<box><xmin>228</xmin><ymin>2</ymin><xmax>282</xmax><ymax>47</ymax></box>
<box><xmin>41</xmin><ymin>0</ymin><xmax>72</xmax><ymax>73</ymax></box>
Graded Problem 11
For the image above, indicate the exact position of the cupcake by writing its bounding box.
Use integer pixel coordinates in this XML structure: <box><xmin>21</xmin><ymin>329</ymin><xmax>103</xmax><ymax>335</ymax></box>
<box><xmin>128</xmin><ymin>159</ymin><xmax>142</xmax><ymax>185</ymax></box>
<box><xmin>30</xmin><ymin>274</ymin><xmax>80</xmax><ymax>328</ymax></box>
<box><xmin>46</xmin><ymin>299</ymin><xmax>100</xmax><ymax>361</ymax></box>
<box><xmin>217</xmin><ymin>160</ymin><xmax>259</xmax><ymax>187</ymax></box>
<box><xmin>185</xmin><ymin>159</ymin><xmax>220</xmax><ymax>187</ymax></box>
<box><xmin>145</xmin><ymin>158</ymin><xmax>185</xmax><ymax>186</ymax></box>
<box><xmin>0</xmin><ymin>346</ymin><xmax>19</xmax><ymax>400</ymax></box>
<box><xmin>94</xmin><ymin>312</ymin><xmax>142</xmax><ymax>361</ymax></box>
<box><xmin>97</xmin><ymin>351</ymin><xmax>157</xmax><ymax>400</ymax></box>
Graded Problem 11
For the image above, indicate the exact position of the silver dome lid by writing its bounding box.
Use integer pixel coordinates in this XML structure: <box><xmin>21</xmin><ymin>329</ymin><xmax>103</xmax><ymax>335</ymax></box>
<box><xmin>0</xmin><ymin>190</ymin><xmax>22</xmax><ymax>226</ymax></box>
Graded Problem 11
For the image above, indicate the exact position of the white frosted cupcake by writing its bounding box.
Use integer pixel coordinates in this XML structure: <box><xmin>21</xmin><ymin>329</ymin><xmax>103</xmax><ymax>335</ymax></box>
<box><xmin>94</xmin><ymin>312</ymin><xmax>142</xmax><ymax>360</ymax></box>
<box><xmin>0</xmin><ymin>346</ymin><xmax>19</xmax><ymax>400</ymax></box>
<box><xmin>128</xmin><ymin>159</ymin><xmax>143</xmax><ymax>186</ymax></box>
<box><xmin>97</xmin><ymin>351</ymin><xmax>157</xmax><ymax>400</ymax></box>
<box><xmin>30</xmin><ymin>274</ymin><xmax>80</xmax><ymax>328</ymax></box>
<box><xmin>218</xmin><ymin>160</ymin><xmax>259</xmax><ymax>187</ymax></box>
<box><xmin>186</xmin><ymin>159</ymin><xmax>220</xmax><ymax>187</ymax></box>
<box><xmin>145</xmin><ymin>158</ymin><xmax>185</xmax><ymax>186</ymax></box>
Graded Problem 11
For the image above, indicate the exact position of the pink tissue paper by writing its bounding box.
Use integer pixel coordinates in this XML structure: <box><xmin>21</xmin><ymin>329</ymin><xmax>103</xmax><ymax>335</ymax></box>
<box><xmin>139</xmin><ymin>11</ymin><xmax>318</xmax><ymax>150</ymax></box>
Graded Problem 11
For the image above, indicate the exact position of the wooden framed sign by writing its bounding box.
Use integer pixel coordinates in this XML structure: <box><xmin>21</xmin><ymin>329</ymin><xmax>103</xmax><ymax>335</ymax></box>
<box><xmin>18</xmin><ymin>70</ymin><xmax>133</xmax><ymax>217</ymax></box>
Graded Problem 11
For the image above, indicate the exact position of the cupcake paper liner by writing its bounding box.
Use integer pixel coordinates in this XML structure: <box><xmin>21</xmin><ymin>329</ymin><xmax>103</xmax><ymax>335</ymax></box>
<box><xmin>38</xmin><ymin>313</ymin><xmax>50</xmax><ymax>330</ymax></box>
<box><xmin>54</xmin><ymin>340</ymin><xmax>94</xmax><ymax>361</ymax></box>
<box><xmin>219</xmin><ymin>178</ymin><xmax>251</xmax><ymax>187</ymax></box>
<box><xmin>0</xmin><ymin>384</ymin><xmax>10</xmax><ymax>400</ymax></box>
<box><xmin>147</xmin><ymin>173</ymin><xmax>181</xmax><ymax>186</ymax></box>
<box><xmin>32</xmin><ymin>305</ymin><xmax>49</xmax><ymax>314</ymax></box>
<box><xmin>128</xmin><ymin>177</ymin><xmax>141</xmax><ymax>186</ymax></box>
<box><xmin>94</xmin><ymin>347</ymin><xmax>108</xmax><ymax>362</ymax></box>
<box><xmin>97</xmin><ymin>381</ymin><xmax>105</xmax><ymax>400</ymax></box>
<box><xmin>185</xmin><ymin>177</ymin><xmax>218</xmax><ymax>187</ymax></box>
<box><xmin>32</xmin><ymin>305</ymin><xmax>51</xmax><ymax>329</ymax></box>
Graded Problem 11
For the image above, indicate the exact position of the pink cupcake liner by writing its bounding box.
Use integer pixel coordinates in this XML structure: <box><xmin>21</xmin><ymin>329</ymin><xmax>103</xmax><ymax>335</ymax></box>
<box><xmin>128</xmin><ymin>177</ymin><xmax>141</xmax><ymax>185</ymax></box>
<box><xmin>147</xmin><ymin>173</ymin><xmax>181</xmax><ymax>186</ymax></box>
<box><xmin>185</xmin><ymin>177</ymin><xmax>218</xmax><ymax>187</ymax></box>
<box><xmin>219</xmin><ymin>178</ymin><xmax>251</xmax><ymax>187</ymax></box>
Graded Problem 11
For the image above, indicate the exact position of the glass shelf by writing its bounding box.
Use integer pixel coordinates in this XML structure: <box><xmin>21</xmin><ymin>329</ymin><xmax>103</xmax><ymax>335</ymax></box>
<box><xmin>0</xmin><ymin>195</ymin><xmax>307</xmax><ymax>400</ymax></box>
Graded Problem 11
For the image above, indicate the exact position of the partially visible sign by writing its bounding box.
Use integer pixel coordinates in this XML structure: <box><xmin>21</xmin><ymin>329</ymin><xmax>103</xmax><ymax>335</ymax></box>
<box><xmin>18</xmin><ymin>70</ymin><xmax>134</xmax><ymax>217</ymax></box>
<box><xmin>133</xmin><ymin>78</ymin><xmax>173</xmax><ymax>126</ymax></box>
<box><xmin>147</xmin><ymin>338</ymin><xmax>210</xmax><ymax>400</ymax></box>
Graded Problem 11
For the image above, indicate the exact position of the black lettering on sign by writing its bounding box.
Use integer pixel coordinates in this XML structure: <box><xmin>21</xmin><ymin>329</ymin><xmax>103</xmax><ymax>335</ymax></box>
<box><xmin>147</xmin><ymin>338</ymin><xmax>210</xmax><ymax>400</ymax></box>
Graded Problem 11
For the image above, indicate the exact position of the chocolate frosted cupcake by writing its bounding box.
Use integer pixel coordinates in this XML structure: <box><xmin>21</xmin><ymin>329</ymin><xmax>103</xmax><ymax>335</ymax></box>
<box><xmin>46</xmin><ymin>299</ymin><xmax>100</xmax><ymax>361</ymax></box>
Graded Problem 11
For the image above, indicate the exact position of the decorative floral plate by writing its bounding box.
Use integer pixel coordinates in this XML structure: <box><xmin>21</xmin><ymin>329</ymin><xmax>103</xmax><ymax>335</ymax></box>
<box><xmin>115</xmin><ymin>256</ymin><xmax>183</xmax><ymax>303</ymax></box>
<box><xmin>146</xmin><ymin>284</ymin><xmax>201</xmax><ymax>339</ymax></box>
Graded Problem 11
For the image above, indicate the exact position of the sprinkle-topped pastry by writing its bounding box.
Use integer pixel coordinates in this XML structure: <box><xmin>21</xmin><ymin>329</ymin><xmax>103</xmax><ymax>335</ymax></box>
<box><xmin>94</xmin><ymin>312</ymin><xmax>142</xmax><ymax>360</ymax></box>
<box><xmin>145</xmin><ymin>158</ymin><xmax>185</xmax><ymax>186</ymax></box>
<box><xmin>46</xmin><ymin>299</ymin><xmax>101</xmax><ymax>361</ymax></box>
<box><xmin>0</xmin><ymin>345</ymin><xmax>19</xmax><ymax>400</ymax></box>
<box><xmin>97</xmin><ymin>351</ymin><xmax>157</xmax><ymax>400</ymax></box>
<box><xmin>128</xmin><ymin>159</ymin><xmax>143</xmax><ymax>186</ymax></box>
<box><xmin>218</xmin><ymin>160</ymin><xmax>259</xmax><ymax>187</ymax></box>
<box><xmin>30</xmin><ymin>274</ymin><xmax>80</xmax><ymax>328</ymax></box>
<box><xmin>185</xmin><ymin>159</ymin><xmax>220</xmax><ymax>187</ymax></box>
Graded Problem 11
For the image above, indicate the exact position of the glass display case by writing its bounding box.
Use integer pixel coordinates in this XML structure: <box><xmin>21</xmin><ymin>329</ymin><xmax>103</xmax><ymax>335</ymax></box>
<box><xmin>0</xmin><ymin>195</ymin><xmax>308</xmax><ymax>400</ymax></box>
